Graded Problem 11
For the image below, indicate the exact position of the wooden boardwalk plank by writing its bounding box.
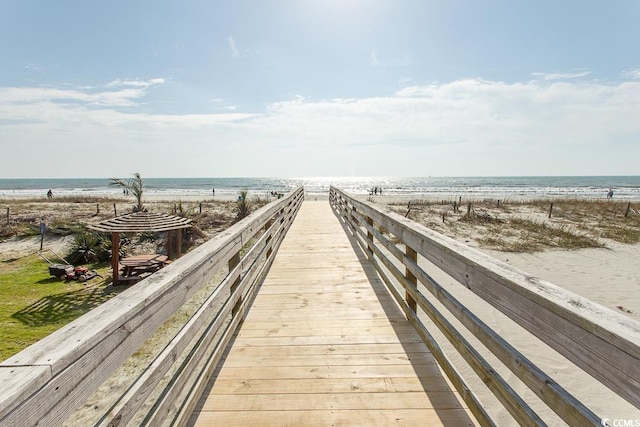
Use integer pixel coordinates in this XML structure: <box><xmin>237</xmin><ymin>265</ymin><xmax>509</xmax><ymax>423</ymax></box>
<box><xmin>189</xmin><ymin>201</ymin><xmax>477</xmax><ymax>426</ymax></box>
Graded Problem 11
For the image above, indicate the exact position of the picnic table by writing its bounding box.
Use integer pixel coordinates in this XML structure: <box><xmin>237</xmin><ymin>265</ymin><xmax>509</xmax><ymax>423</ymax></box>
<box><xmin>119</xmin><ymin>254</ymin><xmax>169</xmax><ymax>278</ymax></box>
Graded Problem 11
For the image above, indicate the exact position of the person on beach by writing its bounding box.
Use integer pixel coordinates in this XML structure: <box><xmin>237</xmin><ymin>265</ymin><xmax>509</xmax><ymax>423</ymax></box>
<box><xmin>607</xmin><ymin>188</ymin><xmax>614</xmax><ymax>199</ymax></box>
<box><xmin>46</xmin><ymin>189</ymin><xmax>53</xmax><ymax>198</ymax></box>
<box><xmin>212</xmin><ymin>188</ymin><xmax>215</xmax><ymax>196</ymax></box>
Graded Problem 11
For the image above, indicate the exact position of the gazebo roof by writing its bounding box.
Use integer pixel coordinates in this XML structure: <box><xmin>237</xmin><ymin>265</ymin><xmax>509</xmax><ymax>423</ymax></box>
<box><xmin>88</xmin><ymin>211</ymin><xmax>192</xmax><ymax>233</ymax></box>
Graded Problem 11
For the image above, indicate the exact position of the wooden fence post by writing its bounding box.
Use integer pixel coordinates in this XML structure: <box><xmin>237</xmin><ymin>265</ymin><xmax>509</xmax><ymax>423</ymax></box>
<box><xmin>549</xmin><ymin>203</ymin><xmax>553</xmax><ymax>219</ymax></box>
<box><xmin>406</xmin><ymin>246</ymin><xmax>418</xmax><ymax>313</ymax></box>
<box><xmin>113</xmin><ymin>204</ymin><xmax>117</xmax><ymax>216</ymax></box>
<box><xmin>199</xmin><ymin>203</ymin><xmax>202</xmax><ymax>214</ymax></box>
<box><xmin>625</xmin><ymin>203</ymin><xmax>631</xmax><ymax>218</ymax></box>
<box><xmin>96</xmin><ymin>203</ymin><xmax>100</xmax><ymax>215</ymax></box>
<box><xmin>6</xmin><ymin>207</ymin><xmax>9</xmax><ymax>225</ymax></box>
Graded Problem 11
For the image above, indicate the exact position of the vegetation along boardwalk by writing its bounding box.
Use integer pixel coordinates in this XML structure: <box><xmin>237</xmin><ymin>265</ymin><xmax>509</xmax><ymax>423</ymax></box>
<box><xmin>189</xmin><ymin>200</ymin><xmax>477</xmax><ymax>426</ymax></box>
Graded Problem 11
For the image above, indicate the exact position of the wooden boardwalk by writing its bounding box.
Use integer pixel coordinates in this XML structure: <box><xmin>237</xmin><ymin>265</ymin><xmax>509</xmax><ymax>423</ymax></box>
<box><xmin>189</xmin><ymin>201</ymin><xmax>477</xmax><ymax>426</ymax></box>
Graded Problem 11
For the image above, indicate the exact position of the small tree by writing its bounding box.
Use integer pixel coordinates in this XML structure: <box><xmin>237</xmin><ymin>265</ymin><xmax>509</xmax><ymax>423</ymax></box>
<box><xmin>110</xmin><ymin>173</ymin><xmax>145</xmax><ymax>212</ymax></box>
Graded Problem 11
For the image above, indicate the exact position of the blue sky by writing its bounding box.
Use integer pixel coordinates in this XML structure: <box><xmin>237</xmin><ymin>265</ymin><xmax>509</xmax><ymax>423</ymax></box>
<box><xmin>1</xmin><ymin>0</ymin><xmax>639</xmax><ymax>178</ymax></box>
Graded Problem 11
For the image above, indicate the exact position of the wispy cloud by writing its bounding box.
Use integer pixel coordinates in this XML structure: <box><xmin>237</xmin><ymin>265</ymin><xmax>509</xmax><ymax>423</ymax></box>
<box><xmin>106</xmin><ymin>78</ymin><xmax>165</xmax><ymax>88</ymax></box>
<box><xmin>531</xmin><ymin>70</ymin><xmax>591</xmax><ymax>81</ymax></box>
<box><xmin>369</xmin><ymin>49</ymin><xmax>411</xmax><ymax>67</ymax></box>
<box><xmin>228</xmin><ymin>36</ymin><xmax>240</xmax><ymax>57</ymax></box>
<box><xmin>622</xmin><ymin>67</ymin><xmax>640</xmax><ymax>79</ymax></box>
<box><xmin>370</xmin><ymin>50</ymin><xmax>378</xmax><ymax>66</ymax></box>
<box><xmin>24</xmin><ymin>63</ymin><xmax>44</xmax><ymax>73</ymax></box>
<box><xmin>0</xmin><ymin>78</ymin><xmax>165</xmax><ymax>109</ymax></box>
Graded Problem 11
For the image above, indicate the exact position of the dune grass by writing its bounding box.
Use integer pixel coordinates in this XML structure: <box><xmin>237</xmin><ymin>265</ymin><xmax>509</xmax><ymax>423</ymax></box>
<box><xmin>391</xmin><ymin>198</ymin><xmax>639</xmax><ymax>252</ymax></box>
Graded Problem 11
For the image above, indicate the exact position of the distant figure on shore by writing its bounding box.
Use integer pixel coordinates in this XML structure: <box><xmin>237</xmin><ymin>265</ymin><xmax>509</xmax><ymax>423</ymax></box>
<box><xmin>46</xmin><ymin>189</ymin><xmax>53</xmax><ymax>198</ymax></box>
<box><xmin>607</xmin><ymin>188</ymin><xmax>614</xmax><ymax>199</ymax></box>
<box><xmin>212</xmin><ymin>188</ymin><xmax>215</xmax><ymax>196</ymax></box>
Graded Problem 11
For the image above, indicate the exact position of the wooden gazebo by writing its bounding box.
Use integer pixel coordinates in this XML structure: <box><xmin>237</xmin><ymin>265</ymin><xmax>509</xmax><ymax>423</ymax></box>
<box><xmin>88</xmin><ymin>212</ymin><xmax>192</xmax><ymax>285</ymax></box>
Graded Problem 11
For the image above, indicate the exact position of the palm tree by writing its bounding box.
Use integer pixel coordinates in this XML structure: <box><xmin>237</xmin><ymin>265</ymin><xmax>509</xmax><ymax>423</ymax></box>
<box><xmin>110</xmin><ymin>173</ymin><xmax>145</xmax><ymax>212</ymax></box>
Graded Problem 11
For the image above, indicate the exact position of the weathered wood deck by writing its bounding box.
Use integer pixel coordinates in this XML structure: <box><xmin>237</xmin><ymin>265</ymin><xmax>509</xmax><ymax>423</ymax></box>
<box><xmin>189</xmin><ymin>201</ymin><xmax>477</xmax><ymax>426</ymax></box>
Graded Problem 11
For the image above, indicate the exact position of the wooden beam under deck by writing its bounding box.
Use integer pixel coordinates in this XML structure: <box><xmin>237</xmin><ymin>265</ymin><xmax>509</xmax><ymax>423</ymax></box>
<box><xmin>189</xmin><ymin>201</ymin><xmax>477</xmax><ymax>426</ymax></box>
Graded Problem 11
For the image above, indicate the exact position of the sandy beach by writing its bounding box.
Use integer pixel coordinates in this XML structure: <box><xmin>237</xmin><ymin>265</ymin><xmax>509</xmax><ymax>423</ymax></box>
<box><xmin>1</xmin><ymin>192</ymin><xmax>638</xmax><ymax>424</ymax></box>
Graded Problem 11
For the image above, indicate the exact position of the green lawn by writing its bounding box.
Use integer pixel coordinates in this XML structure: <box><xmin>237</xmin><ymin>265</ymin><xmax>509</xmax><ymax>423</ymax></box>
<box><xmin>0</xmin><ymin>254</ymin><xmax>119</xmax><ymax>361</ymax></box>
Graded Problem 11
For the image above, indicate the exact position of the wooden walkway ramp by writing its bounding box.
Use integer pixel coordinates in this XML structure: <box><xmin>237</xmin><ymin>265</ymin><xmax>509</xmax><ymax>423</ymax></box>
<box><xmin>189</xmin><ymin>201</ymin><xmax>477</xmax><ymax>426</ymax></box>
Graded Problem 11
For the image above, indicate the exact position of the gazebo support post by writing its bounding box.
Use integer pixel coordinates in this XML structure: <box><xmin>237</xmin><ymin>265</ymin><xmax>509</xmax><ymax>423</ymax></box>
<box><xmin>167</xmin><ymin>231</ymin><xmax>174</xmax><ymax>260</ymax></box>
<box><xmin>112</xmin><ymin>232</ymin><xmax>120</xmax><ymax>286</ymax></box>
<box><xmin>176</xmin><ymin>229</ymin><xmax>182</xmax><ymax>258</ymax></box>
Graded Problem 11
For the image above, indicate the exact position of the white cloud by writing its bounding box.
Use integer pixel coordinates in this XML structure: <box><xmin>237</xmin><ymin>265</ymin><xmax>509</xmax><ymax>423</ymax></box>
<box><xmin>228</xmin><ymin>36</ymin><xmax>240</xmax><ymax>57</ymax></box>
<box><xmin>1</xmin><ymin>75</ymin><xmax>639</xmax><ymax>177</ymax></box>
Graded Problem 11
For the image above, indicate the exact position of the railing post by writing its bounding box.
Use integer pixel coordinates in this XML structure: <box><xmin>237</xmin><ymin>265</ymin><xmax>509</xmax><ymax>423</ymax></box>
<box><xmin>366</xmin><ymin>216</ymin><xmax>374</xmax><ymax>258</ymax></box>
<box><xmin>265</xmin><ymin>218</ymin><xmax>274</xmax><ymax>258</ymax></box>
<box><xmin>229</xmin><ymin>251</ymin><xmax>242</xmax><ymax>315</ymax></box>
<box><xmin>405</xmin><ymin>246</ymin><xmax>418</xmax><ymax>313</ymax></box>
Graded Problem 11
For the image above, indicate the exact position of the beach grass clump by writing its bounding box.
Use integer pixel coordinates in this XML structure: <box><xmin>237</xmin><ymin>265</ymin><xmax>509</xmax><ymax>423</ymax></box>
<box><xmin>48</xmin><ymin>218</ymin><xmax>86</xmax><ymax>236</ymax></box>
<box><xmin>537</xmin><ymin>200</ymin><xmax>640</xmax><ymax>244</ymax></box>
<box><xmin>388</xmin><ymin>197</ymin><xmax>638</xmax><ymax>252</ymax></box>
<box><xmin>235</xmin><ymin>190</ymin><xmax>251</xmax><ymax>221</ymax></box>
<box><xmin>475</xmin><ymin>217</ymin><xmax>603</xmax><ymax>252</ymax></box>
<box><xmin>595</xmin><ymin>223</ymin><xmax>640</xmax><ymax>244</ymax></box>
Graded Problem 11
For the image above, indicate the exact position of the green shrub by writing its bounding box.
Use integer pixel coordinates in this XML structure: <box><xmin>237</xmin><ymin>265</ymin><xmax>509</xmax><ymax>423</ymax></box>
<box><xmin>67</xmin><ymin>232</ymin><xmax>112</xmax><ymax>264</ymax></box>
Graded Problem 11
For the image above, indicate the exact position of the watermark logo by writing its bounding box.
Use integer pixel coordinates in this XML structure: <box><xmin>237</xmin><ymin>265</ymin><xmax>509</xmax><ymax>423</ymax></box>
<box><xmin>601</xmin><ymin>418</ymin><xmax>640</xmax><ymax>427</ymax></box>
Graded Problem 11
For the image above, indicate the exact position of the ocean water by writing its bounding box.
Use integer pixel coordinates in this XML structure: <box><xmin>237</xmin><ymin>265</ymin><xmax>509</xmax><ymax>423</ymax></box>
<box><xmin>0</xmin><ymin>176</ymin><xmax>639</xmax><ymax>200</ymax></box>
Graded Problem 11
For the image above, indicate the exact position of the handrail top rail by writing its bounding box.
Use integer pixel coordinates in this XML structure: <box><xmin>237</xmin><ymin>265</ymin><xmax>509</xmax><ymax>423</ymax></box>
<box><xmin>0</xmin><ymin>187</ymin><xmax>304</xmax><ymax>420</ymax></box>
<box><xmin>330</xmin><ymin>185</ymin><xmax>640</xmax><ymax>353</ymax></box>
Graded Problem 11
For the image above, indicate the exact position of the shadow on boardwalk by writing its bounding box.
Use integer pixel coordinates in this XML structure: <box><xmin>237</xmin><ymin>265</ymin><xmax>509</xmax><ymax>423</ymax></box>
<box><xmin>330</xmin><ymin>201</ymin><xmax>477</xmax><ymax>426</ymax></box>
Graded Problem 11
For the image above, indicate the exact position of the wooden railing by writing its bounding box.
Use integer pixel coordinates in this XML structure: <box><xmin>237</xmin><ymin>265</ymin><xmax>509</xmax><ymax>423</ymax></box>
<box><xmin>330</xmin><ymin>186</ymin><xmax>640</xmax><ymax>427</ymax></box>
<box><xmin>0</xmin><ymin>187</ymin><xmax>304</xmax><ymax>427</ymax></box>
